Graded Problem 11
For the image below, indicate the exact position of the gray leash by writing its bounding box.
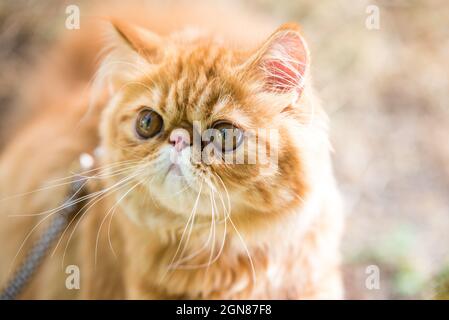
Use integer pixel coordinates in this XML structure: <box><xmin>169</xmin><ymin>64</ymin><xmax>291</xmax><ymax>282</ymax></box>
<box><xmin>0</xmin><ymin>175</ymin><xmax>89</xmax><ymax>300</ymax></box>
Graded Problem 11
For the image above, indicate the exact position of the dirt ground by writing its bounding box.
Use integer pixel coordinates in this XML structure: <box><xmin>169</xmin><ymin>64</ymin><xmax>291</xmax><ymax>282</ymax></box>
<box><xmin>1</xmin><ymin>0</ymin><xmax>448</xmax><ymax>299</ymax></box>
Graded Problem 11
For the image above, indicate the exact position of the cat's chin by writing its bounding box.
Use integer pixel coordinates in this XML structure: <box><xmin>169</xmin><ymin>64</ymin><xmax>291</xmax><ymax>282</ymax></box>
<box><xmin>133</xmin><ymin>174</ymin><xmax>211</xmax><ymax>219</ymax></box>
<box><xmin>163</xmin><ymin>166</ymin><xmax>190</xmax><ymax>188</ymax></box>
<box><xmin>153</xmin><ymin>187</ymin><xmax>212</xmax><ymax>217</ymax></box>
<box><xmin>116</xmin><ymin>164</ymin><xmax>239</xmax><ymax>225</ymax></box>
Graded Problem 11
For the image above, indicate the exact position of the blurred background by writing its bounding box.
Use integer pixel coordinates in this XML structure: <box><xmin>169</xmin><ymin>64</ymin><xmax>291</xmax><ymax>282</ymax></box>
<box><xmin>1</xmin><ymin>0</ymin><xmax>448</xmax><ymax>299</ymax></box>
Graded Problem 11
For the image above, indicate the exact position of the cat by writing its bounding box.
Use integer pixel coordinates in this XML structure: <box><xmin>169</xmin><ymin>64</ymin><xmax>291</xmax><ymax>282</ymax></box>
<box><xmin>0</xmin><ymin>2</ymin><xmax>343</xmax><ymax>299</ymax></box>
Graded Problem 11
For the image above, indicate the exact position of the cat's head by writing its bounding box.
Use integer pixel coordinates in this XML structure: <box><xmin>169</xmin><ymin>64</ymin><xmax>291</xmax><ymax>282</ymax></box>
<box><xmin>98</xmin><ymin>21</ymin><xmax>328</xmax><ymax>229</ymax></box>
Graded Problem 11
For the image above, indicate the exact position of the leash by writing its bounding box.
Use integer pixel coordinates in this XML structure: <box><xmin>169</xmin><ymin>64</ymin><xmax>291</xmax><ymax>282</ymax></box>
<box><xmin>0</xmin><ymin>152</ymin><xmax>95</xmax><ymax>300</ymax></box>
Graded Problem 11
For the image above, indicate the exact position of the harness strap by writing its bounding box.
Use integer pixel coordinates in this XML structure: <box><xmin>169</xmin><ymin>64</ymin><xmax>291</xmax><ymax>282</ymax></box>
<box><xmin>0</xmin><ymin>153</ymin><xmax>95</xmax><ymax>300</ymax></box>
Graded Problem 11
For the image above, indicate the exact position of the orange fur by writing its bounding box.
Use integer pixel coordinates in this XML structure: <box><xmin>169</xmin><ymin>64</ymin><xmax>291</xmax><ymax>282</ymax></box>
<box><xmin>0</xmin><ymin>1</ymin><xmax>343</xmax><ymax>299</ymax></box>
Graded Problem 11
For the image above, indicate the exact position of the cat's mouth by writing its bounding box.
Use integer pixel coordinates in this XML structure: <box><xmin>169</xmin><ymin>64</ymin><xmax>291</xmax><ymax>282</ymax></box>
<box><xmin>167</xmin><ymin>163</ymin><xmax>183</xmax><ymax>176</ymax></box>
<box><xmin>163</xmin><ymin>162</ymin><xmax>204</xmax><ymax>194</ymax></box>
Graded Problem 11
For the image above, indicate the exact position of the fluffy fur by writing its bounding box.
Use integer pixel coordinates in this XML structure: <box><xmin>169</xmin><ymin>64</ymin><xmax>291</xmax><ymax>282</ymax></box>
<box><xmin>0</xmin><ymin>2</ymin><xmax>343</xmax><ymax>299</ymax></box>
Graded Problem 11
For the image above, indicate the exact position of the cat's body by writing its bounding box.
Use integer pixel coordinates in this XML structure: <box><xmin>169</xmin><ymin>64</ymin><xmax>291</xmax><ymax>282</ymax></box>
<box><xmin>0</xmin><ymin>2</ymin><xmax>343</xmax><ymax>299</ymax></box>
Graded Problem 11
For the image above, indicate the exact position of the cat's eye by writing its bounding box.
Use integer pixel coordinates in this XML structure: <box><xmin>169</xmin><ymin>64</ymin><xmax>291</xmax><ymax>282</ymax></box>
<box><xmin>211</xmin><ymin>121</ymin><xmax>243</xmax><ymax>152</ymax></box>
<box><xmin>135</xmin><ymin>109</ymin><xmax>163</xmax><ymax>139</ymax></box>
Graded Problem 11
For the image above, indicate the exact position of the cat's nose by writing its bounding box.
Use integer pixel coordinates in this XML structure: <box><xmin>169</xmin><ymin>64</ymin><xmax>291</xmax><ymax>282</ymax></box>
<box><xmin>169</xmin><ymin>128</ymin><xmax>191</xmax><ymax>152</ymax></box>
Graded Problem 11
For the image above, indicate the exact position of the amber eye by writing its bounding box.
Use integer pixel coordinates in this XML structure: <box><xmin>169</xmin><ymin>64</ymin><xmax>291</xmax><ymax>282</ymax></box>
<box><xmin>135</xmin><ymin>109</ymin><xmax>163</xmax><ymax>139</ymax></box>
<box><xmin>211</xmin><ymin>121</ymin><xmax>244</xmax><ymax>152</ymax></box>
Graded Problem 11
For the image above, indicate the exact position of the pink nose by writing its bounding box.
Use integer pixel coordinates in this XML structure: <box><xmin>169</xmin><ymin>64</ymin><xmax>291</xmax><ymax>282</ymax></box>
<box><xmin>170</xmin><ymin>128</ymin><xmax>190</xmax><ymax>152</ymax></box>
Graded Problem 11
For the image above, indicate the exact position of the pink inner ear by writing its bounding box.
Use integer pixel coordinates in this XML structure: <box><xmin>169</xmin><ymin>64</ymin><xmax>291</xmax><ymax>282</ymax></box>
<box><xmin>262</xmin><ymin>33</ymin><xmax>307</xmax><ymax>95</ymax></box>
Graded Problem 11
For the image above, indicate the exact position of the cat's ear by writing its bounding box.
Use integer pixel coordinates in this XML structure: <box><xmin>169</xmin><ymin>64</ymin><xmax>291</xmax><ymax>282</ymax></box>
<box><xmin>108</xmin><ymin>19</ymin><xmax>164</xmax><ymax>61</ymax></box>
<box><xmin>239</xmin><ymin>23</ymin><xmax>309</xmax><ymax>100</ymax></box>
<box><xmin>96</xmin><ymin>20</ymin><xmax>166</xmax><ymax>94</ymax></box>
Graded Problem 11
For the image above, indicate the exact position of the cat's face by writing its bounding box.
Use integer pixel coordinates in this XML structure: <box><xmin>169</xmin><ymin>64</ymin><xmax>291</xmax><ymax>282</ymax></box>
<box><xmin>100</xmin><ymin>22</ymin><xmax>319</xmax><ymax>226</ymax></box>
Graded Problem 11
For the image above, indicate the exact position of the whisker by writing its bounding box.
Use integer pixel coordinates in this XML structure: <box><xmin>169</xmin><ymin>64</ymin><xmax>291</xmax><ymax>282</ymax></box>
<box><xmin>163</xmin><ymin>181</ymin><xmax>203</xmax><ymax>278</ymax></box>
<box><xmin>176</xmin><ymin>184</ymin><xmax>217</xmax><ymax>269</ymax></box>
<box><xmin>169</xmin><ymin>173</ymin><xmax>223</xmax><ymax>267</ymax></box>
<box><xmin>173</xmin><ymin>176</ymin><xmax>229</xmax><ymax>269</ymax></box>
<box><xmin>59</xmin><ymin>165</ymin><xmax>150</xmax><ymax>268</ymax></box>
<box><xmin>95</xmin><ymin>176</ymin><xmax>150</xmax><ymax>266</ymax></box>
<box><xmin>0</xmin><ymin>159</ymin><xmax>143</xmax><ymax>203</ymax></box>
<box><xmin>214</xmin><ymin>173</ymin><xmax>257</xmax><ymax>283</ymax></box>
<box><xmin>206</xmin><ymin>187</ymin><xmax>217</xmax><ymax>273</ymax></box>
<box><xmin>8</xmin><ymin>161</ymin><xmax>150</xmax><ymax>218</ymax></box>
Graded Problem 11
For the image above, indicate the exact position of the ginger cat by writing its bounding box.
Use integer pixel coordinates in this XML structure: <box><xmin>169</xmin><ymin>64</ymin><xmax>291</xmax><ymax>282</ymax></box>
<box><xmin>0</xmin><ymin>2</ymin><xmax>343</xmax><ymax>299</ymax></box>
